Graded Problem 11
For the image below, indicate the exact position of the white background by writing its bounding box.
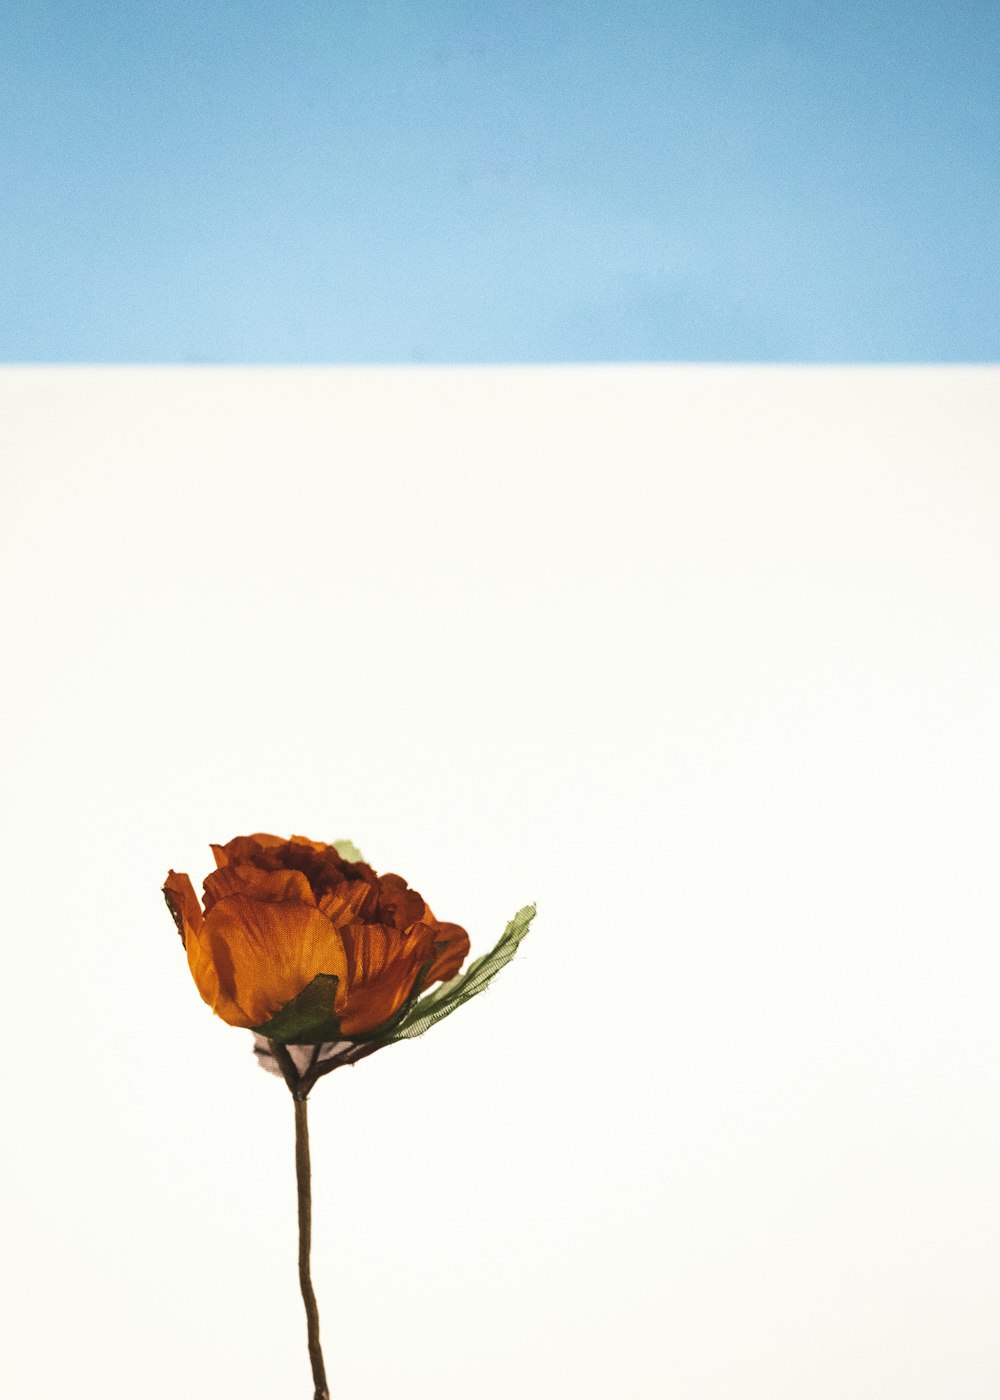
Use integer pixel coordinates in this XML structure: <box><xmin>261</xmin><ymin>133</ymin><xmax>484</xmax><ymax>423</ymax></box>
<box><xmin>2</xmin><ymin>365</ymin><xmax>999</xmax><ymax>1399</ymax></box>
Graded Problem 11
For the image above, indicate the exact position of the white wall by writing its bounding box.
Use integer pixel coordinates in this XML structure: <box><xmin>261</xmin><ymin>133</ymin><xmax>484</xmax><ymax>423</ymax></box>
<box><xmin>2</xmin><ymin>365</ymin><xmax>998</xmax><ymax>1399</ymax></box>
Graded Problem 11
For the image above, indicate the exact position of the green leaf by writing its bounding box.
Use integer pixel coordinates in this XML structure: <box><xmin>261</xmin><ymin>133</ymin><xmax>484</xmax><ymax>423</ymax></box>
<box><xmin>252</xmin><ymin>974</ymin><xmax>342</xmax><ymax>1044</ymax></box>
<box><xmin>333</xmin><ymin>838</ymin><xmax>365</xmax><ymax>864</ymax></box>
<box><xmin>386</xmin><ymin>904</ymin><xmax>537</xmax><ymax>1041</ymax></box>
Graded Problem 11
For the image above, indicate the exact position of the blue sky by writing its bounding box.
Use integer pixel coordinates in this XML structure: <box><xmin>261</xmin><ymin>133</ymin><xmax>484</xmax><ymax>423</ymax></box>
<box><xmin>2</xmin><ymin>0</ymin><xmax>997</xmax><ymax>362</ymax></box>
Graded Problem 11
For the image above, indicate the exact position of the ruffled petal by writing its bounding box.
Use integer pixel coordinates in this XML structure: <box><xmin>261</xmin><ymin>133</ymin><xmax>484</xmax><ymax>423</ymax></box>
<box><xmin>317</xmin><ymin>880</ymin><xmax>373</xmax><ymax>925</ymax></box>
<box><xmin>335</xmin><ymin>922</ymin><xmax>437</xmax><ymax>1035</ymax></box>
<box><xmin>250</xmin><ymin>839</ymin><xmax>366</xmax><ymax>900</ymax></box>
<box><xmin>288</xmin><ymin>833</ymin><xmax>327</xmax><ymax>852</ymax></box>
<box><xmin>202</xmin><ymin>863</ymin><xmax>316</xmax><ymax>914</ymax></box>
<box><xmin>375</xmin><ymin>872</ymin><xmax>426</xmax><ymax>930</ymax></box>
<box><xmin>210</xmin><ymin>834</ymin><xmax>285</xmax><ymax>869</ymax></box>
<box><xmin>423</xmin><ymin>919</ymin><xmax>471</xmax><ymax>984</ymax></box>
<box><xmin>211</xmin><ymin>834</ymin><xmax>377</xmax><ymax>900</ymax></box>
<box><xmin>199</xmin><ymin>896</ymin><xmax>349</xmax><ymax>1028</ymax></box>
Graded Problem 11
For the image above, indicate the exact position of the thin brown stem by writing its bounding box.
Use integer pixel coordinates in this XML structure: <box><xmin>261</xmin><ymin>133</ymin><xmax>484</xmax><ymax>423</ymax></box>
<box><xmin>294</xmin><ymin>1094</ymin><xmax>329</xmax><ymax>1400</ymax></box>
<box><xmin>269</xmin><ymin>1039</ymin><xmax>302</xmax><ymax>1096</ymax></box>
<box><xmin>299</xmin><ymin>1041</ymin><xmax>380</xmax><ymax>1092</ymax></box>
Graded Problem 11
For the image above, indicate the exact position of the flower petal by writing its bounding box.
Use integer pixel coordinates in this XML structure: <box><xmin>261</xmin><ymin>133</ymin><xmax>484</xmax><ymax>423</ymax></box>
<box><xmin>185</xmin><ymin>918</ymin><xmax>249</xmax><ymax>1025</ymax></box>
<box><xmin>423</xmin><ymin>920</ymin><xmax>471</xmax><ymax>984</ymax></box>
<box><xmin>163</xmin><ymin>870</ymin><xmax>204</xmax><ymax>946</ymax></box>
<box><xmin>210</xmin><ymin>834</ymin><xmax>285</xmax><ymax>869</ymax></box>
<box><xmin>288</xmin><ymin>833</ymin><xmax>327</xmax><ymax>852</ymax></box>
<box><xmin>375</xmin><ymin>872</ymin><xmax>426</xmax><ymax>930</ymax></box>
<box><xmin>199</xmin><ymin>895</ymin><xmax>349</xmax><ymax>1028</ymax></box>
<box><xmin>202</xmin><ymin>863</ymin><xmax>316</xmax><ymax>914</ymax></box>
<box><xmin>251</xmin><ymin>839</ymin><xmax>372</xmax><ymax>901</ymax></box>
<box><xmin>335</xmin><ymin>922</ymin><xmax>437</xmax><ymax>1035</ymax></box>
<box><xmin>317</xmin><ymin>880</ymin><xmax>373</xmax><ymax>925</ymax></box>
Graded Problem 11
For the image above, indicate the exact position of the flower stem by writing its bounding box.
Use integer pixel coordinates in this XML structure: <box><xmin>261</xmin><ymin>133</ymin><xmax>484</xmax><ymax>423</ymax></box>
<box><xmin>293</xmin><ymin>1093</ymin><xmax>329</xmax><ymax>1400</ymax></box>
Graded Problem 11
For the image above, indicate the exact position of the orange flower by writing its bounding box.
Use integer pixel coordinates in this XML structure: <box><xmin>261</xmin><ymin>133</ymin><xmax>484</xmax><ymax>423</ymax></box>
<box><xmin>163</xmin><ymin>833</ymin><xmax>470</xmax><ymax>1040</ymax></box>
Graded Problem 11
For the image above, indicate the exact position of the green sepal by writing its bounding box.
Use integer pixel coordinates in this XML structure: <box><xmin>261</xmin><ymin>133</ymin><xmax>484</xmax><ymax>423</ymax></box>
<box><xmin>333</xmin><ymin>838</ymin><xmax>365</xmax><ymax>864</ymax></box>
<box><xmin>163</xmin><ymin>887</ymin><xmax>185</xmax><ymax>943</ymax></box>
<box><xmin>252</xmin><ymin>973</ymin><xmax>343</xmax><ymax>1045</ymax></box>
<box><xmin>385</xmin><ymin>904</ymin><xmax>537</xmax><ymax>1042</ymax></box>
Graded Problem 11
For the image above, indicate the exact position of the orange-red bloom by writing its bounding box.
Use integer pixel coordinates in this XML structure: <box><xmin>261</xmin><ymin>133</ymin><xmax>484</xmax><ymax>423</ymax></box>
<box><xmin>164</xmin><ymin>834</ymin><xmax>470</xmax><ymax>1039</ymax></box>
